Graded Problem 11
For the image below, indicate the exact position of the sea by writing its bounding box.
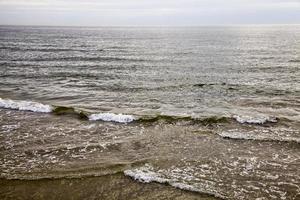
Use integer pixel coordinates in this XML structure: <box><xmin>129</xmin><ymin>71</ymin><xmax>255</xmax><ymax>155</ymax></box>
<box><xmin>0</xmin><ymin>25</ymin><xmax>299</xmax><ymax>199</ymax></box>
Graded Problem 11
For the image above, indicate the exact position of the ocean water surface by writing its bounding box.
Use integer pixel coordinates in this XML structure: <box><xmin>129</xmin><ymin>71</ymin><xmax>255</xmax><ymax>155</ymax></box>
<box><xmin>0</xmin><ymin>25</ymin><xmax>300</xmax><ymax>199</ymax></box>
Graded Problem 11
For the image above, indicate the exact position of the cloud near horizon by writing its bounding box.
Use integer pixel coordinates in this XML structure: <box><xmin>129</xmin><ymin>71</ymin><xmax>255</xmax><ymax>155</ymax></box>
<box><xmin>0</xmin><ymin>0</ymin><xmax>299</xmax><ymax>26</ymax></box>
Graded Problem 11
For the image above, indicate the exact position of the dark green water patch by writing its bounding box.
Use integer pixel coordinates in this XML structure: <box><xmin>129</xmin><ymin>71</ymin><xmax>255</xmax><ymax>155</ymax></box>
<box><xmin>137</xmin><ymin>115</ymin><xmax>229</xmax><ymax>125</ymax></box>
<box><xmin>53</xmin><ymin>106</ymin><xmax>89</xmax><ymax>120</ymax></box>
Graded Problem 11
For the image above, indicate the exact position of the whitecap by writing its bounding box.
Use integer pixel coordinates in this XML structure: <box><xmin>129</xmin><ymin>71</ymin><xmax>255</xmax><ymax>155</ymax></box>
<box><xmin>233</xmin><ymin>115</ymin><xmax>277</xmax><ymax>124</ymax></box>
<box><xmin>0</xmin><ymin>98</ymin><xmax>52</xmax><ymax>113</ymax></box>
<box><xmin>88</xmin><ymin>113</ymin><xmax>135</xmax><ymax>123</ymax></box>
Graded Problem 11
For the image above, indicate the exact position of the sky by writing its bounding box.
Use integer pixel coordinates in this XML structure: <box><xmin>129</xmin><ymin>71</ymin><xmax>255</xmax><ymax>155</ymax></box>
<box><xmin>0</xmin><ymin>0</ymin><xmax>299</xmax><ymax>26</ymax></box>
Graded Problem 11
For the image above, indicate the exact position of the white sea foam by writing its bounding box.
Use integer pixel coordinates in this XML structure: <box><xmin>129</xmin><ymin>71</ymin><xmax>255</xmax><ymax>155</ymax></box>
<box><xmin>124</xmin><ymin>164</ymin><xmax>225</xmax><ymax>199</ymax></box>
<box><xmin>124</xmin><ymin>164</ymin><xmax>167</xmax><ymax>183</ymax></box>
<box><xmin>0</xmin><ymin>98</ymin><xmax>52</xmax><ymax>113</ymax></box>
<box><xmin>88</xmin><ymin>113</ymin><xmax>135</xmax><ymax>123</ymax></box>
<box><xmin>233</xmin><ymin>115</ymin><xmax>277</xmax><ymax>124</ymax></box>
<box><xmin>218</xmin><ymin>131</ymin><xmax>260</xmax><ymax>141</ymax></box>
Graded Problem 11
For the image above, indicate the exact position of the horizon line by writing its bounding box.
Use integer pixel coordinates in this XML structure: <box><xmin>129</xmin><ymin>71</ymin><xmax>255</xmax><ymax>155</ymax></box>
<box><xmin>1</xmin><ymin>23</ymin><xmax>300</xmax><ymax>28</ymax></box>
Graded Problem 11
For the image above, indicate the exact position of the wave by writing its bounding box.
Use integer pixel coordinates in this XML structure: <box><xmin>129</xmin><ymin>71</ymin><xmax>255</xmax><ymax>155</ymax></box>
<box><xmin>1</xmin><ymin>164</ymin><xmax>128</xmax><ymax>180</ymax></box>
<box><xmin>0</xmin><ymin>98</ymin><xmax>230</xmax><ymax>125</ymax></box>
<box><xmin>137</xmin><ymin>115</ymin><xmax>229</xmax><ymax>125</ymax></box>
<box><xmin>12</xmin><ymin>56</ymin><xmax>148</xmax><ymax>62</ymax></box>
<box><xmin>217</xmin><ymin>130</ymin><xmax>300</xmax><ymax>143</ymax></box>
<box><xmin>0</xmin><ymin>98</ymin><xmax>52</xmax><ymax>113</ymax></box>
<box><xmin>0</xmin><ymin>98</ymin><xmax>283</xmax><ymax>126</ymax></box>
<box><xmin>1</xmin><ymin>160</ymin><xmax>149</xmax><ymax>180</ymax></box>
<box><xmin>193</xmin><ymin>83</ymin><xmax>226</xmax><ymax>87</ymax></box>
<box><xmin>124</xmin><ymin>164</ymin><xmax>225</xmax><ymax>199</ymax></box>
<box><xmin>53</xmin><ymin>106</ymin><xmax>135</xmax><ymax>123</ymax></box>
<box><xmin>288</xmin><ymin>59</ymin><xmax>300</xmax><ymax>63</ymax></box>
<box><xmin>89</xmin><ymin>113</ymin><xmax>135</xmax><ymax>123</ymax></box>
<box><xmin>0</xmin><ymin>98</ymin><xmax>133</xmax><ymax>123</ymax></box>
<box><xmin>52</xmin><ymin>106</ymin><xmax>89</xmax><ymax>120</ymax></box>
<box><xmin>0</xmin><ymin>46</ymin><xmax>95</xmax><ymax>52</ymax></box>
<box><xmin>233</xmin><ymin>115</ymin><xmax>277</xmax><ymax>124</ymax></box>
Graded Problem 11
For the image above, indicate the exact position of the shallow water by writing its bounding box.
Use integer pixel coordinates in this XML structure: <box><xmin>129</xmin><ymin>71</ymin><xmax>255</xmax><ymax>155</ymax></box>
<box><xmin>0</xmin><ymin>25</ymin><xmax>300</xmax><ymax>199</ymax></box>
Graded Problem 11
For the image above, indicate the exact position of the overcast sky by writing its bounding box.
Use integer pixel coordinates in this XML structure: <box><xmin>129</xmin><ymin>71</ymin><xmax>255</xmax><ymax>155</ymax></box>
<box><xmin>0</xmin><ymin>0</ymin><xmax>299</xmax><ymax>26</ymax></box>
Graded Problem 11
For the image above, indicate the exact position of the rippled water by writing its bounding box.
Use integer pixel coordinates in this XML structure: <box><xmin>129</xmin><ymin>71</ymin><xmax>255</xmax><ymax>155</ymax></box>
<box><xmin>0</xmin><ymin>25</ymin><xmax>300</xmax><ymax>199</ymax></box>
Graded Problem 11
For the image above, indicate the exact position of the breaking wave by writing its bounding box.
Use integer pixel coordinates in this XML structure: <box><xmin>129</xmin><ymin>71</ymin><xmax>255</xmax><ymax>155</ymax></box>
<box><xmin>233</xmin><ymin>115</ymin><xmax>277</xmax><ymax>124</ymax></box>
<box><xmin>0</xmin><ymin>98</ymin><xmax>283</xmax><ymax>126</ymax></box>
<box><xmin>0</xmin><ymin>98</ymin><xmax>52</xmax><ymax>113</ymax></box>
<box><xmin>124</xmin><ymin>164</ymin><xmax>225</xmax><ymax>199</ymax></box>
<box><xmin>89</xmin><ymin>113</ymin><xmax>135</xmax><ymax>123</ymax></box>
<box><xmin>0</xmin><ymin>98</ymin><xmax>134</xmax><ymax>123</ymax></box>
